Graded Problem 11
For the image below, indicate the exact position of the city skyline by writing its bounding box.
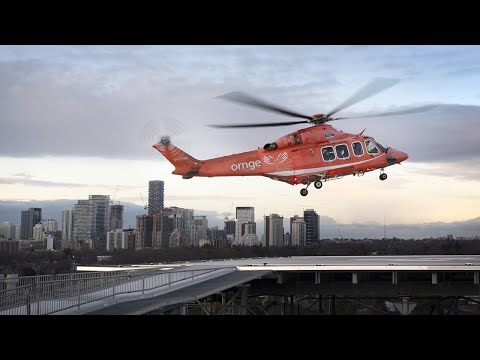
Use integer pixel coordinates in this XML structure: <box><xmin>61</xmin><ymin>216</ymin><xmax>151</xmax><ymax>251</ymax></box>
<box><xmin>1</xmin><ymin>46</ymin><xmax>480</xmax><ymax>231</ymax></box>
<box><xmin>2</xmin><ymin>198</ymin><xmax>480</xmax><ymax>241</ymax></box>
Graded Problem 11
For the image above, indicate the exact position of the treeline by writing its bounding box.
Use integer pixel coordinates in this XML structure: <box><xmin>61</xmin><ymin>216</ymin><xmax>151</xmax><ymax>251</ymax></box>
<box><xmin>1</xmin><ymin>238</ymin><xmax>479</xmax><ymax>276</ymax></box>
<box><xmin>103</xmin><ymin>238</ymin><xmax>479</xmax><ymax>264</ymax></box>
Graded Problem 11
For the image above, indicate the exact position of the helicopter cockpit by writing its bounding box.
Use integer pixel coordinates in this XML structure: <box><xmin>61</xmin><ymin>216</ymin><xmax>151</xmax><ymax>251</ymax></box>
<box><xmin>365</xmin><ymin>136</ymin><xmax>388</xmax><ymax>154</ymax></box>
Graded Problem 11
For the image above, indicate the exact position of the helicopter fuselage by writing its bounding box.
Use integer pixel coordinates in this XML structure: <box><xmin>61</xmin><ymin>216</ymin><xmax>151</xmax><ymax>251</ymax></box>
<box><xmin>153</xmin><ymin>124</ymin><xmax>408</xmax><ymax>189</ymax></box>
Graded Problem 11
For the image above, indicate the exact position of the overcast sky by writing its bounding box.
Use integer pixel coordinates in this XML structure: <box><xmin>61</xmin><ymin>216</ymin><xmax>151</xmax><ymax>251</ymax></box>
<box><xmin>1</xmin><ymin>45</ymin><xmax>480</xmax><ymax>229</ymax></box>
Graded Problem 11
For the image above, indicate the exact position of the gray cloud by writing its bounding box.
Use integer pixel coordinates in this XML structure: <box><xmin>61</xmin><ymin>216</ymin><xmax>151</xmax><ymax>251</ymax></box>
<box><xmin>0</xmin><ymin>177</ymin><xmax>90</xmax><ymax>187</ymax></box>
<box><xmin>0</xmin><ymin>174</ymin><xmax>141</xmax><ymax>189</ymax></box>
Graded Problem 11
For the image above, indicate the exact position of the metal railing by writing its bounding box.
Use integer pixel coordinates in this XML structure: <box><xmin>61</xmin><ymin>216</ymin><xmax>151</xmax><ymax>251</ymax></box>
<box><xmin>0</xmin><ymin>268</ymin><xmax>221</xmax><ymax>315</ymax></box>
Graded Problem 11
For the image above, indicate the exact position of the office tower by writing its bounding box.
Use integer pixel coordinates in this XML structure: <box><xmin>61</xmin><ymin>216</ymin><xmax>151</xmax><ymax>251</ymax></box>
<box><xmin>109</xmin><ymin>204</ymin><xmax>124</xmax><ymax>231</ymax></box>
<box><xmin>122</xmin><ymin>229</ymin><xmax>136</xmax><ymax>250</ymax></box>
<box><xmin>168</xmin><ymin>207</ymin><xmax>193</xmax><ymax>247</ymax></box>
<box><xmin>192</xmin><ymin>216</ymin><xmax>208</xmax><ymax>247</ymax></box>
<box><xmin>152</xmin><ymin>211</ymin><xmax>174</xmax><ymax>248</ymax></box>
<box><xmin>304</xmin><ymin>209</ymin><xmax>319</xmax><ymax>246</ymax></box>
<box><xmin>148</xmin><ymin>180</ymin><xmax>164</xmax><ymax>215</ymax></box>
<box><xmin>235</xmin><ymin>207</ymin><xmax>256</xmax><ymax>246</ymax></box>
<box><xmin>62</xmin><ymin>209</ymin><xmax>74</xmax><ymax>241</ymax></box>
<box><xmin>290</xmin><ymin>215</ymin><xmax>303</xmax><ymax>234</ymax></box>
<box><xmin>20</xmin><ymin>207</ymin><xmax>42</xmax><ymax>240</ymax></box>
<box><xmin>208</xmin><ymin>226</ymin><xmax>226</xmax><ymax>247</ymax></box>
<box><xmin>264</xmin><ymin>214</ymin><xmax>284</xmax><ymax>247</ymax></box>
<box><xmin>41</xmin><ymin>219</ymin><xmax>58</xmax><ymax>232</ymax></box>
<box><xmin>224</xmin><ymin>220</ymin><xmax>236</xmax><ymax>244</ymax></box>
<box><xmin>107</xmin><ymin>229</ymin><xmax>124</xmax><ymax>251</ymax></box>
<box><xmin>0</xmin><ymin>222</ymin><xmax>16</xmax><ymax>240</ymax></box>
<box><xmin>291</xmin><ymin>218</ymin><xmax>306</xmax><ymax>247</ymax></box>
<box><xmin>33</xmin><ymin>223</ymin><xmax>44</xmax><ymax>242</ymax></box>
<box><xmin>136</xmin><ymin>214</ymin><xmax>153</xmax><ymax>249</ymax></box>
<box><xmin>73</xmin><ymin>200</ymin><xmax>97</xmax><ymax>243</ymax></box>
<box><xmin>88</xmin><ymin>195</ymin><xmax>110</xmax><ymax>236</ymax></box>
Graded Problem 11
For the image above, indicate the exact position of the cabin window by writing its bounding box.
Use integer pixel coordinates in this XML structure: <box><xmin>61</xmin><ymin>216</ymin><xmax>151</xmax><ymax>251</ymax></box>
<box><xmin>352</xmin><ymin>141</ymin><xmax>364</xmax><ymax>156</ymax></box>
<box><xmin>335</xmin><ymin>144</ymin><xmax>350</xmax><ymax>159</ymax></box>
<box><xmin>365</xmin><ymin>139</ymin><xmax>379</xmax><ymax>154</ymax></box>
<box><xmin>293</xmin><ymin>134</ymin><xmax>302</xmax><ymax>144</ymax></box>
<box><xmin>321</xmin><ymin>146</ymin><xmax>335</xmax><ymax>162</ymax></box>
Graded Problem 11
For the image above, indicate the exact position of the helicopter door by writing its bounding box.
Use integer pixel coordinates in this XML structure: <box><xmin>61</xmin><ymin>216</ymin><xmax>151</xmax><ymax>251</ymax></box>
<box><xmin>292</xmin><ymin>147</ymin><xmax>316</xmax><ymax>167</ymax></box>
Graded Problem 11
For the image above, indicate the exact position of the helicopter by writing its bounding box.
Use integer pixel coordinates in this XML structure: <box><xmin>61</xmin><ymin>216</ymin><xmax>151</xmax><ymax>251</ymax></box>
<box><xmin>153</xmin><ymin>78</ymin><xmax>436</xmax><ymax>196</ymax></box>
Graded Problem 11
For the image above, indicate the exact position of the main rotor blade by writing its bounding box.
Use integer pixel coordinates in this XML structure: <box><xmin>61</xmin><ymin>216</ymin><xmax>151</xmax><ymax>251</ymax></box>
<box><xmin>326</xmin><ymin>78</ymin><xmax>400</xmax><ymax>117</ymax></box>
<box><xmin>209</xmin><ymin>120</ymin><xmax>309</xmax><ymax>128</ymax></box>
<box><xmin>334</xmin><ymin>104</ymin><xmax>439</xmax><ymax>120</ymax></box>
<box><xmin>217</xmin><ymin>91</ymin><xmax>312</xmax><ymax>120</ymax></box>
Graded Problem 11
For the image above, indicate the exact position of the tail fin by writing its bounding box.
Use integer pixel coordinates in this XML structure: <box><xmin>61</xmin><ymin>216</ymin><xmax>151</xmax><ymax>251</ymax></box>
<box><xmin>152</xmin><ymin>137</ymin><xmax>201</xmax><ymax>179</ymax></box>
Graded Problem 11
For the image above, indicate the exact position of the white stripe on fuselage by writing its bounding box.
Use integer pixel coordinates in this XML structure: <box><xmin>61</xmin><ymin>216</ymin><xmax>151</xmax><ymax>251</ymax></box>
<box><xmin>265</xmin><ymin>155</ymin><xmax>384</xmax><ymax>177</ymax></box>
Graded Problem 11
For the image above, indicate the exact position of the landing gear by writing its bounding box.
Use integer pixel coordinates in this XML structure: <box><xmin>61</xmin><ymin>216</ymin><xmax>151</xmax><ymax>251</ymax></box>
<box><xmin>300</xmin><ymin>180</ymin><xmax>323</xmax><ymax>196</ymax></box>
<box><xmin>379</xmin><ymin>173</ymin><xmax>387</xmax><ymax>181</ymax></box>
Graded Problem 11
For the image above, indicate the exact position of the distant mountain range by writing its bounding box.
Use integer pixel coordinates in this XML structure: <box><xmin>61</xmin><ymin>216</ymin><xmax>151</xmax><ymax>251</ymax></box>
<box><xmin>1</xmin><ymin>200</ymin><xmax>479</xmax><ymax>240</ymax></box>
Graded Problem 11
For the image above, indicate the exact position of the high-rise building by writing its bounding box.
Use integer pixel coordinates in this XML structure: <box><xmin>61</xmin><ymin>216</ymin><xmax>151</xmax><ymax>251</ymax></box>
<box><xmin>264</xmin><ymin>214</ymin><xmax>284</xmax><ymax>247</ymax></box>
<box><xmin>33</xmin><ymin>223</ymin><xmax>44</xmax><ymax>242</ymax></box>
<box><xmin>123</xmin><ymin>229</ymin><xmax>136</xmax><ymax>250</ymax></box>
<box><xmin>152</xmin><ymin>211</ymin><xmax>174</xmax><ymax>248</ymax></box>
<box><xmin>208</xmin><ymin>226</ymin><xmax>226</xmax><ymax>247</ymax></box>
<box><xmin>107</xmin><ymin>229</ymin><xmax>125</xmax><ymax>251</ymax></box>
<box><xmin>136</xmin><ymin>214</ymin><xmax>153</xmax><ymax>249</ymax></box>
<box><xmin>148</xmin><ymin>180</ymin><xmax>164</xmax><ymax>215</ymax></box>
<box><xmin>290</xmin><ymin>215</ymin><xmax>303</xmax><ymax>234</ymax></box>
<box><xmin>89</xmin><ymin>195</ymin><xmax>110</xmax><ymax>240</ymax></box>
<box><xmin>192</xmin><ymin>216</ymin><xmax>208</xmax><ymax>247</ymax></box>
<box><xmin>15</xmin><ymin>225</ymin><xmax>20</xmax><ymax>241</ymax></box>
<box><xmin>109</xmin><ymin>204</ymin><xmax>124</xmax><ymax>231</ymax></box>
<box><xmin>304</xmin><ymin>209</ymin><xmax>319</xmax><ymax>246</ymax></box>
<box><xmin>20</xmin><ymin>208</ymin><xmax>42</xmax><ymax>240</ymax></box>
<box><xmin>0</xmin><ymin>222</ymin><xmax>16</xmax><ymax>240</ymax></box>
<box><xmin>291</xmin><ymin>218</ymin><xmax>306</xmax><ymax>247</ymax></box>
<box><xmin>235</xmin><ymin>207</ymin><xmax>256</xmax><ymax>245</ymax></box>
<box><xmin>62</xmin><ymin>209</ymin><xmax>74</xmax><ymax>241</ymax></box>
<box><xmin>168</xmin><ymin>207</ymin><xmax>193</xmax><ymax>247</ymax></box>
<box><xmin>224</xmin><ymin>220</ymin><xmax>236</xmax><ymax>245</ymax></box>
<box><xmin>41</xmin><ymin>219</ymin><xmax>58</xmax><ymax>232</ymax></box>
<box><xmin>73</xmin><ymin>200</ymin><xmax>97</xmax><ymax>243</ymax></box>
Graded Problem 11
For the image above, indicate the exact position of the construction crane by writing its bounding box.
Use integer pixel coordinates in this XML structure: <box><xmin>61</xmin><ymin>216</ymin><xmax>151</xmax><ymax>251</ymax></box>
<box><xmin>111</xmin><ymin>185</ymin><xmax>119</xmax><ymax>205</ymax></box>
<box><xmin>224</xmin><ymin>202</ymin><xmax>234</xmax><ymax>221</ymax></box>
<box><xmin>139</xmin><ymin>193</ymin><xmax>148</xmax><ymax>214</ymax></box>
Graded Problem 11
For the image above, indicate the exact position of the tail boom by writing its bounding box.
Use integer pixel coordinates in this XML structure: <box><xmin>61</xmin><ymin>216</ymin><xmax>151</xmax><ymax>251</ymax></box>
<box><xmin>152</xmin><ymin>137</ymin><xmax>201</xmax><ymax>179</ymax></box>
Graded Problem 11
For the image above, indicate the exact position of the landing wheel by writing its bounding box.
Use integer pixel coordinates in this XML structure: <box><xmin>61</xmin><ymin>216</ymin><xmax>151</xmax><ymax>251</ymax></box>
<box><xmin>379</xmin><ymin>173</ymin><xmax>387</xmax><ymax>181</ymax></box>
<box><xmin>314</xmin><ymin>180</ymin><xmax>323</xmax><ymax>189</ymax></box>
<box><xmin>300</xmin><ymin>188</ymin><xmax>308</xmax><ymax>196</ymax></box>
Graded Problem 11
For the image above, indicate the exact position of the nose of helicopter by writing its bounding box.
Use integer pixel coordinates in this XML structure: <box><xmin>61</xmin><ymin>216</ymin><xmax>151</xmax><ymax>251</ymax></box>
<box><xmin>396</xmin><ymin>150</ymin><xmax>408</xmax><ymax>163</ymax></box>
<box><xmin>388</xmin><ymin>149</ymin><xmax>408</xmax><ymax>164</ymax></box>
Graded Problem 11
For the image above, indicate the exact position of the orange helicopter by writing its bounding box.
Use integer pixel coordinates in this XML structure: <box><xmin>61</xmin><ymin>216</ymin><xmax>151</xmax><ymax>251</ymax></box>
<box><xmin>153</xmin><ymin>78</ymin><xmax>436</xmax><ymax>196</ymax></box>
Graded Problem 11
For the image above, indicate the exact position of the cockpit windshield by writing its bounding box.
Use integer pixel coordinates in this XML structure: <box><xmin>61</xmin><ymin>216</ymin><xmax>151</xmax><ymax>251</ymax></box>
<box><xmin>374</xmin><ymin>139</ymin><xmax>389</xmax><ymax>152</ymax></box>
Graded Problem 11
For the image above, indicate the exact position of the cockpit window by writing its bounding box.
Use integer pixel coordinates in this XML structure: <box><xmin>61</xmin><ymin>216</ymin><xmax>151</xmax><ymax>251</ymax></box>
<box><xmin>365</xmin><ymin>139</ymin><xmax>379</xmax><ymax>154</ymax></box>
<box><xmin>375</xmin><ymin>139</ymin><xmax>388</xmax><ymax>152</ymax></box>
<box><xmin>335</xmin><ymin>144</ymin><xmax>349</xmax><ymax>159</ymax></box>
<box><xmin>352</xmin><ymin>141</ymin><xmax>364</xmax><ymax>156</ymax></box>
<box><xmin>321</xmin><ymin>146</ymin><xmax>335</xmax><ymax>162</ymax></box>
